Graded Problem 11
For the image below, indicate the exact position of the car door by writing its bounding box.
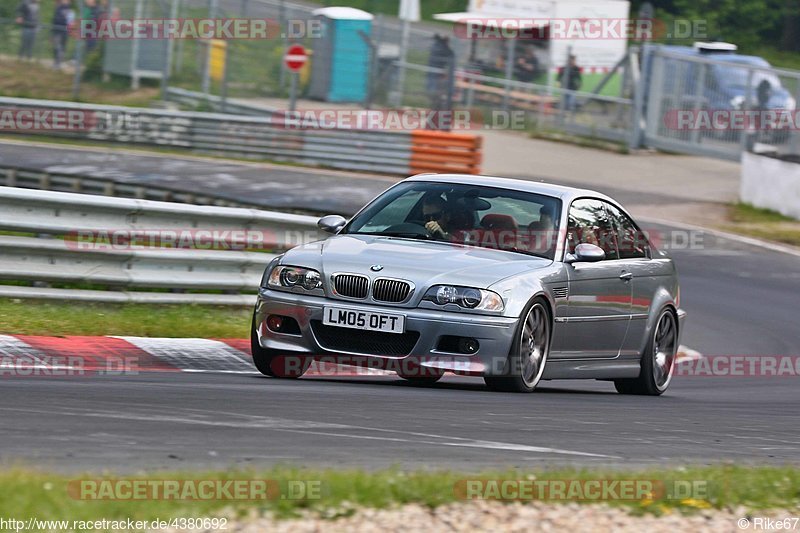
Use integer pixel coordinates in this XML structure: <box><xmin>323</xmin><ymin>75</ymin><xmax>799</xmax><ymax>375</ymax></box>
<box><xmin>604</xmin><ymin>202</ymin><xmax>658</xmax><ymax>357</ymax></box>
<box><xmin>553</xmin><ymin>198</ymin><xmax>632</xmax><ymax>359</ymax></box>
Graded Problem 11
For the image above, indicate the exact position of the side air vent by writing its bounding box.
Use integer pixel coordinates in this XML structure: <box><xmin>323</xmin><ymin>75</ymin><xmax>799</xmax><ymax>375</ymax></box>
<box><xmin>552</xmin><ymin>287</ymin><xmax>569</xmax><ymax>299</ymax></box>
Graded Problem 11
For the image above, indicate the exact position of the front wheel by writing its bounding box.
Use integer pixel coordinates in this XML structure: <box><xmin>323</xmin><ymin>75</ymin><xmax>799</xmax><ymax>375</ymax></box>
<box><xmin>614</xmin><ymin>307</ymin><xmax>677</xmax><ymax>396</ymax></box>
<box><xmin>250</xmin><ymin>315</ymin><xmax>310</xmax><ymax>378</ymax></box>
<box><xmin>484</xmin><ymin>298</ymin><xmax>550</xmax><ymax>393</ymax></box>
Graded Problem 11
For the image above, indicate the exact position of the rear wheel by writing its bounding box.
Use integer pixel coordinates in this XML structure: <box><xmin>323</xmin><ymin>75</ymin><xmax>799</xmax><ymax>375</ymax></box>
<box><xmin>484</xmin><ymin>298</ymin><xmax>550</xmax><ymax>393</ymax></box>
<box><xmin>250</xmin><ymin>314</ymin><xmax>310</xmax><ymax>378</ymax></box>
<box><xmin>614</xmin><ymin>307</ymin><xmax>677</xmax><ymax>395</ymax></box>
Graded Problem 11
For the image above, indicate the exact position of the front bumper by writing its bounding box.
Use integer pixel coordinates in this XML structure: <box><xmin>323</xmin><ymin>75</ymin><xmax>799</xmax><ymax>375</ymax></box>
<box><xmin>677</xmin><ymin>308</ymin><xmax>687</xmax><ymax>344</ymax></box>
<box><xmin>253</xmin><ymin>288</ymin><xmax>519</xmax><ymax>376</ymax></box>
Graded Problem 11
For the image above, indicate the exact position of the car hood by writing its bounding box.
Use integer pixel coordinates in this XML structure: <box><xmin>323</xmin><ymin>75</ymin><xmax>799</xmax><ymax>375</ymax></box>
<box><xmin>281</xmin><ymin>234</ymin><xmax>552</xmax><ymax>291</ymax></box>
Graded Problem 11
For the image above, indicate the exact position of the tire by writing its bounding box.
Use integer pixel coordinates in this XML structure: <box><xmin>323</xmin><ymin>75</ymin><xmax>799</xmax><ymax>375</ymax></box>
<box><xmin>614</xmin><ymin>307</ymin><xmax>678</xmax><ymax>396</ymax></box>
<box><xmin>250</xmin><ymin>314</ymin><xmax>310</xmax><ymax>378</ymax></box>
<box><xmin>484</xmin><ymin>297</ymin><xmax>551</xmax><ymax>393</ymax></box>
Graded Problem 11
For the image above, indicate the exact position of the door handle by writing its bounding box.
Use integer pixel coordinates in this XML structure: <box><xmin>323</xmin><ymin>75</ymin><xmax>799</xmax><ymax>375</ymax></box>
<box><xmin>619</xmin><ymin>272</ymin><xmax>633</xmax><ymax>281</ymax></box>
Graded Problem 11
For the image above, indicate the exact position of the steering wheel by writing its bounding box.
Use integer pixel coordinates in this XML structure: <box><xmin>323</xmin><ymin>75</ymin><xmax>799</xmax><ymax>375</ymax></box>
<box><xmin>384</xmin><ymin>222</ymin><xmax>433</xmax><ymax>239</ymax></box>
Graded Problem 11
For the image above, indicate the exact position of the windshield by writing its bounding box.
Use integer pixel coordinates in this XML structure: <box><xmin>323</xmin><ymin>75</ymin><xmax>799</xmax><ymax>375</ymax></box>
<box><xmin>345</xmin><ymin>181</ymin><xmax>562</xmax><ymax>260</ymax></box>
<box><xmin>712</xmin><ymin>64</ymin><xmax>782</xmax><ymax>90</ymax></box>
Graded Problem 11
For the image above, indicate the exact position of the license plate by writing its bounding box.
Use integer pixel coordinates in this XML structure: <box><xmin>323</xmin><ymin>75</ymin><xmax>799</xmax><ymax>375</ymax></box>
<box><xmin>323</xmin><ymin>307</ymin><xmax>405</xmax><ymax>334</ymax></box>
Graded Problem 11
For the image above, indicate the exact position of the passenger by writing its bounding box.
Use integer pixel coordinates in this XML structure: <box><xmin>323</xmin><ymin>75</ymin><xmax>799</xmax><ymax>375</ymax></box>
<box><xmin>528</xmin><ymin>205</ymin><xmax>557</xmax><ymax>254</ymax></box>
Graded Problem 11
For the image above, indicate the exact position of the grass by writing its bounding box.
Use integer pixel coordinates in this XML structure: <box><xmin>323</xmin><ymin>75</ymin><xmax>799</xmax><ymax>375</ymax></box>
<box><xmin>0</xmin><ymin>465</ymin><xmax>798</xmax><ymax>527</ymax></box>
<box><xmin>0</xmin><ymin>58</ymin><xmax>159</xmax><ymax>106</ymax></box>
<box><xmin>721</xmin><ymin>203</ymin><xmax>800</xmax><ymax>247</ymax></box>
<box><xmin>0</xmin><ymin>299</ymin><xmax>251</xmax><ymax>338</ymax></box>
<box><xmin>730</xmin><ymin>202</ymin><xmax>797</xmax><ymax>224</ymax></box>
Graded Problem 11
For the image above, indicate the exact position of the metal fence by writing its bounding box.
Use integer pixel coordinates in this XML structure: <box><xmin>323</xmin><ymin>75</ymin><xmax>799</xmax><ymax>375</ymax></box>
<box><xmin>382</xmin><ymin>60</ymin><xmax>635</xmax><ymax>144</ymax></box>
<box><xmin>0</xmin><ymin>17</ymin><xmax>77</xmax><ymax>67</ymax></box>
<box><xmin>150</xmin><ymin>2</ymin><xmax>635</xmax><ymax>144</ymax></box>
<box><xmin>642</xmin><ymin>46</ymin><xmax>800</xmax><ymax>161</ymax></box>
<box><xmin>4</xmin><ymin>3</ymin><xmax>800</xmax><ymax>162</ymax></box>
<box><xmin>0</xmin><ymin>185</ymin><xmax>320</xmax><ymax>304</ymax></box>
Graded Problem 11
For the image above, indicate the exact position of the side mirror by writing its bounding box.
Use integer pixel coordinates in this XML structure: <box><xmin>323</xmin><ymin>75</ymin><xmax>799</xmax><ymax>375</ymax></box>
<box><xmin>565</xmin><ymin>243</ymin><xmax>605</xmax><ymax>264</ymax></box>
<box><xmin>317</xmin><ymin>214</ymin><xmax>347</xmax><ymax>235</ymax></box>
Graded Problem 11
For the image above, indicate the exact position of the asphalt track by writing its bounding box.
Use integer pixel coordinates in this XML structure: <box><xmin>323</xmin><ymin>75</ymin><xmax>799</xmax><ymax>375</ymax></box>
<box><xmin>2</xmin><ymin>224</ymin><xmax>799</xmax><ymax>472</ymax></box>
<box><xmin>1</xmin><ymin>141</ymin><xmax>799</xmax><ymax>472</ymax></box>
<box><xmin>0</xmin><ymin>140</ymin><xmax>391</xmax><ymax>214</ymax></box>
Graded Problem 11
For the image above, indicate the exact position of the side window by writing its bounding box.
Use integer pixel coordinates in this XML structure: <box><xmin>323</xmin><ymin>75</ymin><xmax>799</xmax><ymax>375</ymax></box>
<box><xmin>567</xmin><ymin>199</ymin><xmax>618</xmax><ymax>260</ymax></box>
<box><xmin>605</xmin><ymin>203</ymin><xmax>649</xmax><ymax>259</ymax></box>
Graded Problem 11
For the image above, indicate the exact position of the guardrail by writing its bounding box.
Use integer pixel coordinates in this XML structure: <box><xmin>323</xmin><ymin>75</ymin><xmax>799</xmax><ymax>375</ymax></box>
<box><xmin>165</xmin><ymin>88</ymin><xmax>283</xmax><ymax>118</ymax></box>
<box><xmin>0</xmin><ymin>186</ymin><xmax>320</xmax><ymax>305</ymax></box>
<box><xmin>0</xmin><ymin>95</ymin><xmax>483</xmax><ymax>175</ymax></box>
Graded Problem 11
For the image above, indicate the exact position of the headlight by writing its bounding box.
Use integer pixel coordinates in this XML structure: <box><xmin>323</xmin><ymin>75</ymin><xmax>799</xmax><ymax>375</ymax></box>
<box><xmin>786</xmin><ymin>96</ymin><xmax>796</xmax><ymax>111</ymax></box>
<box><xmin>267</xmin><ymin>265</ymin><xmax>322</xmax><ymax>291</ymax></box>
<box><xmin>422</xmin><ymin>285</ymin><xmax>504</xmax><ymax>312</ymax></box>
<box><xmin>729</xmin><ymin>95</ymin><xmax>745</xmax><ymax>110</ymax></box>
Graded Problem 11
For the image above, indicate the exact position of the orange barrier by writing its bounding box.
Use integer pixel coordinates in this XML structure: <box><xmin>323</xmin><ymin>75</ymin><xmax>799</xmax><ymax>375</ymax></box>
<box><xmin>410</xmin><ymin>131</ymin><xmax>482</xmax><ymax>175</ymax></box>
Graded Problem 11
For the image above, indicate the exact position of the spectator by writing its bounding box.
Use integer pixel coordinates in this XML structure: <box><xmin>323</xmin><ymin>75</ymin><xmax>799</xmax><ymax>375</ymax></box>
<box><xmin>515</xmin><ymin>46</ymin><xmax>539</xmax><ymax>83</ymax></box>
<box><xmin>426</xmin><ymin>34</ymin><xmax>454</xmax><ymax>110</ymax></box>
<box><xmin>97</xmin><ymin>0</ymin><xmax>108</xmax><ymax>20</ymax></box>
<box><xmin>16</xmin><ymin>0</ymin><xmax>40</xmax><ymax>60</ymax></box>
<box><xmin>52</xmin><ymin>0</ymin><xmax>71</xmax><ymax>69</ymax></box>
<box><xmin>558</xmin><ymin>54</ymin><xmax>582</xmax><ymax>110</ymax></box>
<box><xmin>83</xmin><ymin>0</ymin><xmax>99</xmax><ymax>51</ymax></box>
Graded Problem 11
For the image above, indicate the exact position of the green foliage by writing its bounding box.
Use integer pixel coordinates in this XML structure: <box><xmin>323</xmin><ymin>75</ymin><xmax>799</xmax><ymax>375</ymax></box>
<box><xmin>630</xmin><ymin>0</ymin><xmax>800</xmax><ymax>53</ymax></box>
<box><xmin>0</xmin><ymin>465</ymin><xmax>799</xmax><ymax>523</ymax></box>
<box><xmin>0</xmin><ymin>298</ymin><xmax>251</xmax><ymax>337</ymax></box>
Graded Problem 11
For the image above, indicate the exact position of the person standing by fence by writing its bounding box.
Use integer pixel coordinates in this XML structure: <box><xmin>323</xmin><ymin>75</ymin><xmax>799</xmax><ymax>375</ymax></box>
<box><xmin>427</xmin><ymin>34</ymin><xmax>455</xmax><ymax>111</ymax></box>
<box><xmin>558</xmin><ymin>54</ymin><xmax>582</xmax><ymax>111</ymax></box>
<box><xmin>83</xmin><ymin>0</ymin><xmax>99</xmax><ymax>52</ymax></box>
<box><xmin>15</xmin><ymin>0</ymin><xmax>40</xmax><ymax>60</ymax></box>
<box><xmin>51</xmin><ymin>0</ymin><xmax>71</xmax><ymax>69</ymax></box>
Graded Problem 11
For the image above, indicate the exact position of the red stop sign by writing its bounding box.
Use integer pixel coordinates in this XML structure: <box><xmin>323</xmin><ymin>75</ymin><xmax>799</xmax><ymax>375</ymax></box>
<box><xmin>284</xmin><ymin>45</ymin><xmax>308</xmax><ymax>72</ymax></box>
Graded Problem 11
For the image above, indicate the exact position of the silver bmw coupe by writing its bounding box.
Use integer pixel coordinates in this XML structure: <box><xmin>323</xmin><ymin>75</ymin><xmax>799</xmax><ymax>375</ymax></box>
<box><xmin>251</xmin><ymin>174</ymin><xmax>685</xmax><ymax>394</ymax></box>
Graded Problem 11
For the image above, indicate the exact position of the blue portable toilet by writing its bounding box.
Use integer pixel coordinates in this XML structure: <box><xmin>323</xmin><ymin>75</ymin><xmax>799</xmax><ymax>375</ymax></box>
<box><xmin>309</xmin><ymin>7</ymin><xmax>374</xmax><ymax>103</ymax></box>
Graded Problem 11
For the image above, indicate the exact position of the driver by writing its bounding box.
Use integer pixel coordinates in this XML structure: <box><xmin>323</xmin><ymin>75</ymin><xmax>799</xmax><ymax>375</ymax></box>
<box><xmin>422</xmin><ymin>196</ymin><xmax>457</xmax><ymax>241</ymax></box>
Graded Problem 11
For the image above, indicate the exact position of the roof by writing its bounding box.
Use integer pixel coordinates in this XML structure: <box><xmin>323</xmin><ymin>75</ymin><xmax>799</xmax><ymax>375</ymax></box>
<box><xmin>311</xmin><ymin>7</ymin><xmax>374</xmax><ymax>20</ymax></box>
<box><xmin>694</xmin><ymin>41</ymin><xmax>738</xmax><ymax>53</ymax></box>
<box><xmin>660</xmin><ymin>46</ymin><xmax>772</xmax><ymax>67</ymax></box>
<box><xmin>404</xmin><ymin>173</ymin><xmax>617</xmax><ymax>204</ymax></box>
<box><xmin>433</xmin><ymin>12</ymin><xmax>549</xmax><ymax>28</ymax></box>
